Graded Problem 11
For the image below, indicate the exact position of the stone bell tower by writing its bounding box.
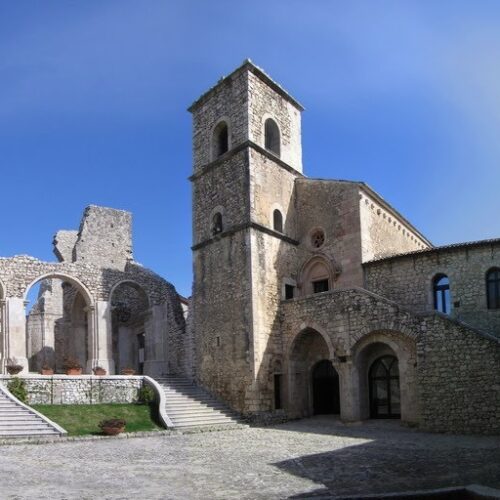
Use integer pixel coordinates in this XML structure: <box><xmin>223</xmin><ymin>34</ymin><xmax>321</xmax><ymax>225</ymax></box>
<box><xmin>189</xmin><ymin>60</ymin><xmax>304</xmax><ymax>414</ymax></box>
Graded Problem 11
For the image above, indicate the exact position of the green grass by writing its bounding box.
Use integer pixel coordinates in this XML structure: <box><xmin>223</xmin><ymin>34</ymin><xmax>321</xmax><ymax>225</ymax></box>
<box><xmin>32</xmin><ymin>404</ymin><xmax>162</xmax><ymax>436</ymax></box>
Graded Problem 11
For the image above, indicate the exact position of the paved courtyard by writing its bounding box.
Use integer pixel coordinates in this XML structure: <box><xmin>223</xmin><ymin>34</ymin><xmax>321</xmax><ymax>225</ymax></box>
<box><xmin>0</xmin><ymin>417</ymin><xmax>499</xmax><ymax>499</ymax></box>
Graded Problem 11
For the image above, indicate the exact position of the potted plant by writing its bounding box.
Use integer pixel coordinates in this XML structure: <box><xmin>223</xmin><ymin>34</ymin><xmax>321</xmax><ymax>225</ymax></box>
<box><xmin>99</xmin><ymin>418</ymin><xmax>126</xmax><ymax>436</ymax></box>
<box><xmin>121</xmin><ymin>367</ymin><xmax>135</xmax><ymax>375</ymax></box>
<box><xmin>6</xmin><ymin>358</ymin><xmax>23</xmax><ymax>375</ymax></box>
<box><xmin>92</xmin><ymin>366</ymin><xmax>107</xmax><ymax>376</ymax></box>
<box><xmin>41</xmin><ymin>364</ymin><xmax>54</xmax><ymax>375</ymax></box>
<box><xmin>63</xmin><ymin>356</ymin><xmax>82</xmax><ymax>375</ymax></box>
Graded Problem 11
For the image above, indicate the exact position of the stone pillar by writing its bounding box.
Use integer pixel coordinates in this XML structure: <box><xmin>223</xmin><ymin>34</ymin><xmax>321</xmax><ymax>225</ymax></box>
<box><xmin>86</xmin><ymin>301</ymin><xmax>115</xmax><ymax>375</ymax></box>
<box><xmin>144</xmin><ymin>306</ymin><xmax>166</xmax><ymax>377</ymax></box>
<box><xmin>0</xmin><ymin>300</ymin><xmax>5</xmax><ymax>373</ymax></box>
<box><xmin>337</xmin><ymin>359</ymin><xmax>361</xmax><ymax>422</ymax></box>
<box><xmin>4</xmin><ymin>298</ymin><xmax>28</xmax><ymax>373</ymax></box>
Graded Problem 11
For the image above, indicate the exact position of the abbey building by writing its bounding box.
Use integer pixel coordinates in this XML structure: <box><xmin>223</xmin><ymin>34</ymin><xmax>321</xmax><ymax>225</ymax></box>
<box><xmin>189</xmin><ymin>60</ymin><xmax>500</xmax><ymax>434</ymax></box>
<box><xmin>0</xmin><ymin>60</ymin><xmax>498</xmax><ymax>435</ymax></box>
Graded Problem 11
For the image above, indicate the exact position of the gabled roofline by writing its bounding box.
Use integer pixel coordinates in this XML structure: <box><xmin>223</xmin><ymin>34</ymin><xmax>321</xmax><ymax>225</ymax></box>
<box><xmin>297</xmin><ymin>177</ymin><xmax>433</xmax><ymax>247</ymax></box>
<box><xmin>188</xmin><ymin>59</ymin><xmax>305</xmax><ymax>113</ymax></box>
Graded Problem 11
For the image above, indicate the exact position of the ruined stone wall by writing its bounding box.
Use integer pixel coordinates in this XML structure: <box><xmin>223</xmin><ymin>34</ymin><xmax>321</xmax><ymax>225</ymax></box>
<box><xmin>364</xmin><ymin>242</ymin><xmax>500</xmax><ymax>337</ymax></box>
<box><xmin>73</xmin><ymin>205</ymin><xmax>133</xmax><ymax>269</ymax></box>
<box><xmin>359</xmin><ymin>189</ymin><xmax>429</xmax><ymax>262</ymax></box>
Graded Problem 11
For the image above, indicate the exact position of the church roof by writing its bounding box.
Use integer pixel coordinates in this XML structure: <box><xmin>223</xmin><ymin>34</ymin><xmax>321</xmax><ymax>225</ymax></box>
<box><xmin>364</xmin><ymin>237</ymin><xmax>500</xmax><ymax>265</ymax></box>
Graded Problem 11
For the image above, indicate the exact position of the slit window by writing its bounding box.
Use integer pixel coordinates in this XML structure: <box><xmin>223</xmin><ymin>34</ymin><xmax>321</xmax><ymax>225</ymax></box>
<box><xmin>274</xmin><ymin>374</ymin><xmax>283</xmax><ymax>410</ymax></box>
<box><xmin>213</xmin><ymin>121</ymin><xmax>229</xmax><ymax>159</ymax></box>
<box><xmin>273</xmin><ymin>209</ymin><xmax>283</xmax><ymax>233</ymax></box>
<box><xmin>212</xmin><ymin>212</ymin><xmax>223</xmax><ymax>235</ymax></box>
<box><xmin>285</xmin><ymin>284</ymin><xmax>295</xmax><ymax>300</ymax></box>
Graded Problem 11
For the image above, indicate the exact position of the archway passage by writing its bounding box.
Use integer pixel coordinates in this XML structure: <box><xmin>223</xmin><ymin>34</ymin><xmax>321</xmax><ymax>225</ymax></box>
<box><xmin>369</xmin><ymin>355</ymin><xmax>400</xmax><ymax>418</ymax></box>
<box><xmin>312</xmin><ymin>360</ymin><xmax>340</xmax><ymax>415</ymax></box>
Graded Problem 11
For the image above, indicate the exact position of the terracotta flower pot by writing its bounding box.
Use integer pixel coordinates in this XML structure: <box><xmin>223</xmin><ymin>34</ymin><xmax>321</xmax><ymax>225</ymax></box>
<box><xmin>7</xmin><ymin>366</ymin><xmax>23</xmax><ymax>375</ymax></box>
<box><xmin>101</xmin><ymin>425</ymin><xmax>125</xmax><ymax>436</ymax></box>
<box><xmin>66</xmin><ymin>368</ymin><xmax>82</xmax><ymax>376</ymax></box>
<box><xmin>93</xmin><ymin>367</ymin><xmax>107</xmax><ymax>376</ymax></box>
<box><xmin>121</xmin><ymin>368</ymin><xmax>135</xmax><ymax>375</ymax></box>
<box><xmin>41</xmin><ymin>368</ymin><xmax>54</xmax><ymax>375</ymax></box>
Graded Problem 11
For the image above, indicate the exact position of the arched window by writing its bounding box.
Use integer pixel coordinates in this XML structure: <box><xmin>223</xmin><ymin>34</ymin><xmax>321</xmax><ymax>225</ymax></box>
<box><xmin>433</xmin><ymin>274</ymin><xmax>451</xmax><ymax>314</ymax></box>
<box><xmin>273</xmin><ymin>209</ymin><xmax>283</xmax><ymax>233</ymax></box>
<box><xmin>212</xmin><ymin>121</ymin><xmax>229</xmax><ymax>159</ymax></box>
<box><xmin>212</xmin><ymin>212</ymin><xmax>223</xmax><ymax>235</ymax></box>
<box><xmin>369</xmin><ymin>355</ymin><xmax>400</xmax><ymax>418</ymax></box>
<box><xmin>486</xmin><ymin>268</ymin><xmax>500</xmax><ymax>309</ymax></box>
<box><xmin>301</xmin><ymin>258</ymin><xmax>331</xmax><ymax>295</ymax></box>
<box><xmin>264</xmin><ymin>118</ymin><xmax>280</xmax><ymax>157</ymax></box>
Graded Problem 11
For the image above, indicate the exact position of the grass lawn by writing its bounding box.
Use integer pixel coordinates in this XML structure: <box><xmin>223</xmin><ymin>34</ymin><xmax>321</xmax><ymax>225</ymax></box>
<box><xmin>32</xmin><ymin>404</ymin><xmax>163</xmax><ymax>436</ymax></box>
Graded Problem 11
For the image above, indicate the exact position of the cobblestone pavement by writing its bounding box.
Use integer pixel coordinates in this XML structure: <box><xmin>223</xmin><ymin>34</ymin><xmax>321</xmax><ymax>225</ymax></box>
<box><xmin>0</xmin><ymin>417</ymin><xmax>499</xmax><ymax>499</ymax></box>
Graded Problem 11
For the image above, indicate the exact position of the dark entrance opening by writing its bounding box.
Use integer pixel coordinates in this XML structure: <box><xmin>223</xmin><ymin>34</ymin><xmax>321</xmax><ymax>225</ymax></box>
<box><xmin>369</xmin><ymin>355</ymin><xmax>401</xmax><ymax>418</ymax></box>
<box><xmin>312</xmin><ymin>359</ymin><xmax>340</xmax><ymax>415</ymax></box>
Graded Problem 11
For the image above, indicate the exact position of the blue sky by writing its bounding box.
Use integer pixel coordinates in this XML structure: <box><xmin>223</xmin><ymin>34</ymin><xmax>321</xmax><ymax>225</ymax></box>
<box><xmin>1</xmin><ymin>1</ymin><xmax>500</xmax><ymax>297</ymax></box>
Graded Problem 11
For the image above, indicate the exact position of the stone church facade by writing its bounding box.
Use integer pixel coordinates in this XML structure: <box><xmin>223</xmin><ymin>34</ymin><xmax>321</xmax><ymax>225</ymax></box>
<box><xmin>189</xmin><ymin>60</ymin><xmax>500</xmax><ymax>434</ymax></box>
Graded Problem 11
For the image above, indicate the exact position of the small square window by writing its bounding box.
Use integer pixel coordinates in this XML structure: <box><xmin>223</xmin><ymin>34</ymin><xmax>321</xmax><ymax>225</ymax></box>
<box><xmin>285</xmin><ymin>284</ymin><xmax>295</xmax><ymax>300</ymax></box>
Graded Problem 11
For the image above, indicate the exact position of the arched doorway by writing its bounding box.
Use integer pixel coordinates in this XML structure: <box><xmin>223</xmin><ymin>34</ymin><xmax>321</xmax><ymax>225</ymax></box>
<box><xmin>110</xmin><ymin>281</ymin><xmax>150</xmax><ymax>375</ymax></box>
<box><xmin>24</xmin><ymin>274</ymin><xmax>93</xmax><ymax>373</ymax></box>
<box><xmin>369</xmin><ymin>355</ymin><xmax>400</xmax><ymax>418</ymax></box>
<box><xmin>312</xmin><ymin>360</ymin><xmax>340</xmax><ymax>415</ymax></box>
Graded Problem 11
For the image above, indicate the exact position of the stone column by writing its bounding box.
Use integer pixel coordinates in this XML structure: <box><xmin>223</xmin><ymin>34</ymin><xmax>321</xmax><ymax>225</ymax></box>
<box><xmin>144</xmin><ymin>305</ymin><xmax>166</xmax><ymax>377</ymax></box>
<box><xmin>0</xmin><ymin>300</ymin><xmax>5</xmax><ymax>373</ymax></box>
<box><xmin>86</xmin><ymin>301</ymin><xmax>115</xmax><ymax>375</ymax></box>
<box><xmin>4</xmin><ymin>298</ymin><xmax>29</xmax><ymax>373</ymax></box>
<box><xmin>336</xmin><ymin>358</ymin><xmax>361</xmax><ymax>422</ymax></box>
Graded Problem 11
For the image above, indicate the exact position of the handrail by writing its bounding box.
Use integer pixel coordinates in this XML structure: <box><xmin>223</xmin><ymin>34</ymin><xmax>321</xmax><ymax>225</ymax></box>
<box><xmin>143</xmin><ymin>376</ymin><xmax>174</xmax><ymax>429</ymax></box>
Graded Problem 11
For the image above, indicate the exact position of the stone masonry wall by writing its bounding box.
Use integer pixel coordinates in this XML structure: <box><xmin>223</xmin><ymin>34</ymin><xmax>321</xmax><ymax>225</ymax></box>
<box><xmin>279</xmin><ymin>288</ymin><xmax>500</xmax><ymax>434</ymax></box>
<box><xmin>417</xmin><ymin>316</ymin><xmax>500</xmax><ymax>434</ymax></box>
<box><xmin>247</xmin><ymin>70</ymin><xmax>303</xmax><ymax>173</ymax></box>
<box><xmin>359</xmin><ymin>189</ymin><xmax>429</xmax><ymax>262</ymax></box>
<box><xmin>0</xmin><ymin>375</ymin><xmax>144</xmax><ymax>405</ymax></box>
<box><xmin>364</xmin><ymin>242</ymin><xmax>500</xmax><ymax>337</ymax></box>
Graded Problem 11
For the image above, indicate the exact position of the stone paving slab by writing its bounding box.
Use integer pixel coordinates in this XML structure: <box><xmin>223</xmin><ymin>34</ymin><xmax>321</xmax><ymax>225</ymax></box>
<box><xmin>0</xmin><ymin>417</ymin><xmax>498</xmax><ymax>499</ymax></box>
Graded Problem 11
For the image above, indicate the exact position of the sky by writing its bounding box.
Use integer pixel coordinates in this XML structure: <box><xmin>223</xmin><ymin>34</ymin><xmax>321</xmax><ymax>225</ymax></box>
<box><xmin>1</xmin><ymin>1</ymin><xmax>500</xmax><ymax>298</ymax></box>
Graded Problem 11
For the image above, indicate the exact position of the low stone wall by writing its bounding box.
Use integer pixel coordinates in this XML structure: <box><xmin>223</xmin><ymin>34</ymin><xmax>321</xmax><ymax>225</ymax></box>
<box><xmin>0</xmin><ymin>375</ymin><xmax>144</xmax><ymax>405</ymax></box>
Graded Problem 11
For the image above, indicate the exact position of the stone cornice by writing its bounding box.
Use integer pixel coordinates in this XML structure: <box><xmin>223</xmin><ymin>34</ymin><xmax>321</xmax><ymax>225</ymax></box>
<box><xmin>189</xmin><ymin>141</ymin><xmax>304</xmax><ymax>182</ymax></box>
<box><xmin>192</xmin><ymin>222</ymin><xmax>299</xmax><ymax>251</ymax></box>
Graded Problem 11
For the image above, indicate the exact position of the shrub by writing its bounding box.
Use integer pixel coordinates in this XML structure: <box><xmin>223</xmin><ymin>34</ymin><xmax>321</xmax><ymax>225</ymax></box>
<box><xmin>8</xmin><ymin>377</ymin><xmax>27</xmax><ymax>403</ymax></box>
<box><xmin>138</xmin><ymin>385</ymin><xmax>155</xmax><ymax>404</ymax></box>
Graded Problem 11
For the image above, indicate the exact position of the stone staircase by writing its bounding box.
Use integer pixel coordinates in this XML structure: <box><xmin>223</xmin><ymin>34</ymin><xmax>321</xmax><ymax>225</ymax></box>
<box><xmin>156</xmin><ymin>376</ymin><xmax>241</xmax><ymax>428</ymax></box>
<box><xmin>0</xmin><ymin>385</ymin><xmax>64</xmax><ymax>438</ymax></box>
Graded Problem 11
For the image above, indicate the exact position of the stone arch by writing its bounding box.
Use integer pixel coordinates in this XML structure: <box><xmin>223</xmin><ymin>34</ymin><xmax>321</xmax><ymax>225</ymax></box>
<box><xmin>23</xmin><ymin>272</ymin><xmax>94</xmax><ymax>307</ymax></box>
<box><xmin>286</xmin><ymin>327</ymin><xmax>338</xmax><ymax>417</ymax></box>
<box><xmin>24</xmin><ymin>272</ymin><xmax>95</xmax><ymax>374</ymax></box>
<box><xmin>299</xmin><ymin>255</ymin><xmax>339</xmax><ymax>297</ymax></box>
<box><xmin>211</xmin><ymin>117</ymin><xmax>231</xmax><ymax>161</ymax></box>
<box><xmin>109</xmin><ymin>280</ymin><xmax>150</xmax><ymax>374</ymax></box>
<box><xmin>352</xmin><ymin>330</ymin><xmax>418</xmax><ymax>424</ymax></box>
